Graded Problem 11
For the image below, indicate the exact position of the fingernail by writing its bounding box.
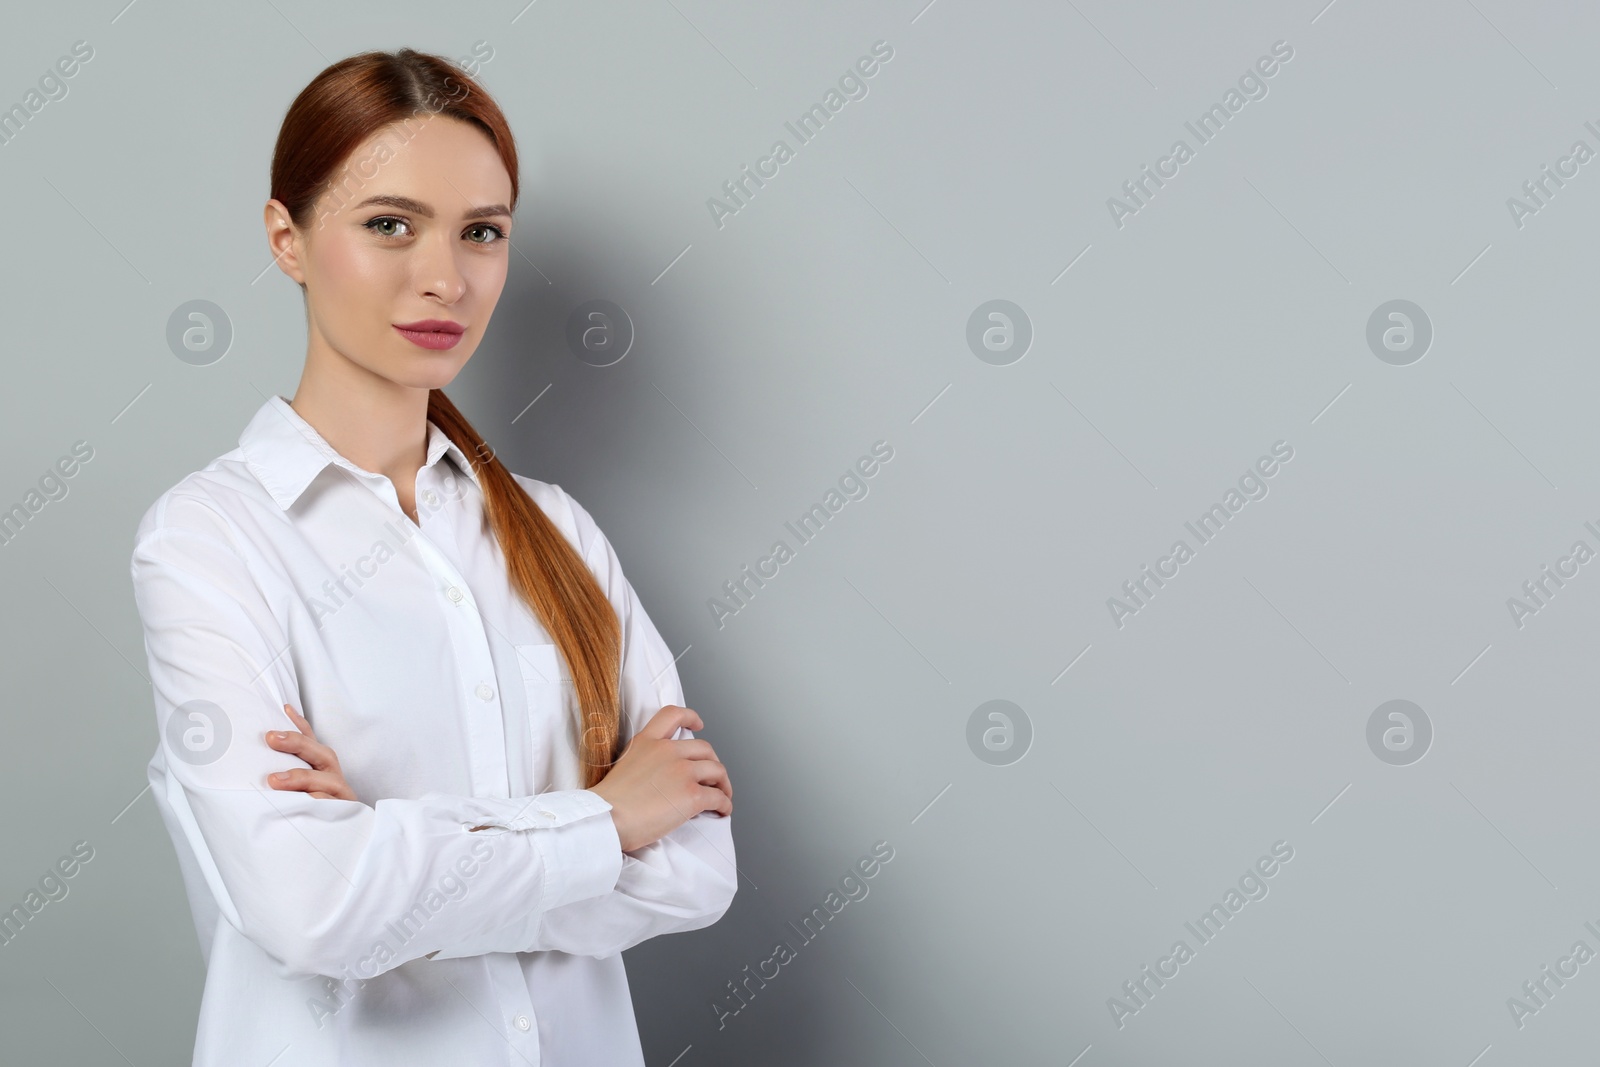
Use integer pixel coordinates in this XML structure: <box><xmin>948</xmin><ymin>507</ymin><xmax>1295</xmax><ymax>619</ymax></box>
<box><xmin>271</xmin><ymin>772</ymin><xmax>288</xmax><ymax>782</ymax></box>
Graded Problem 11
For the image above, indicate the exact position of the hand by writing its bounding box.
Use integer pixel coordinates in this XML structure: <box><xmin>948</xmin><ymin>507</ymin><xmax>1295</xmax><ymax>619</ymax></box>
<box><xmin>589</xmin><ymin>705</ymin><xmax>732</xmax><ymax>853</ymax></box>
<box><xmin>265</xmin><ymin>704</ymin><xmax>358</xmax><ymax>801</ymax></box>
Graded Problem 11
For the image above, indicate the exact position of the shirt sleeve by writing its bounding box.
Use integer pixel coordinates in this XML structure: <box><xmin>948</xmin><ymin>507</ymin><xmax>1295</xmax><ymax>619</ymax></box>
<box><xmin>131</xmin><ymin>492</ymin><xmax>625</xmax><ymax>981</ymax></box>
<box><xmin>438</xmin><ymin>481</ymin><xmax>738</xmax><ymax>960</ymax></box>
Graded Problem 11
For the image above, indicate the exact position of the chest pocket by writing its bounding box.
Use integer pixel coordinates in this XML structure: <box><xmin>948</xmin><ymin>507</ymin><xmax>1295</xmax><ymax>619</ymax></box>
<box><xmin>515</xmin><ymin>642</ymin><xmax>582</xmax><ymax>791</ymax></box>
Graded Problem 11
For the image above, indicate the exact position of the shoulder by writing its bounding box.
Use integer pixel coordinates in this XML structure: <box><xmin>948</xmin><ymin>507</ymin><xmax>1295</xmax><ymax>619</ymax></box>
<box><xmin>508</xmin><ymin>472</ymin><xmax>607</xmax><ymax>567</ymax></box>
<box><xmin>131</xmin><ymin>447</ymin><xmax>267</xmax><ymax>561</ymax></box>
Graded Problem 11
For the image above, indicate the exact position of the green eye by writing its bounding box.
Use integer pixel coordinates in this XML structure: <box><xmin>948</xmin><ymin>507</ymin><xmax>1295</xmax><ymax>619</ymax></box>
<box><xmin>366</xmin><ymin>217</ymin><xmax>411</xmax><ymax>239</ymax></box>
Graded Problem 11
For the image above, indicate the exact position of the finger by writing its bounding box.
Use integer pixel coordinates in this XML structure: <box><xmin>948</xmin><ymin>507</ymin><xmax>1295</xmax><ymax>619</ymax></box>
<box><xmin>270</xmin><ymin>770</ymin><xmax>355</xmax><ymax>801</ymax></box>
<box><xmin>266</xmin><ymin>728</ymin><xmax>341</xmax><ymax>774</ymax></box>
<box><xmin>693</xmin><ymin>760</ymin><xmax>731</xmax><ymax>801</ymax></box>
<box><xmin>641</xmin><ymin>704</ymin><xmax>703</xmax><ymax>740</ymax></box>
<box><xmin>283</xmin><ymin>703</ymin><xmax>317</xmax><ymax>741</ymax></box>
<box><xmin>693</xmin><ymin>783</ymin><xmax>732</xmax><ymax>817</ymax></box>
<box><xmin>269</xmin><ymin>768</ymin><xmax>356</xmax><ymax>800</ymax></box>
<box><xmin>671</xmin><ymin>738</ymin><xmax>718</xmax><ymax>762</ymax></box>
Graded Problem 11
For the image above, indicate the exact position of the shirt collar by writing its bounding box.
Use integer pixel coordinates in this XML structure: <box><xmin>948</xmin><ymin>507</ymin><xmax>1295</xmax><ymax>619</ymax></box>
<box><xmin>239</xmin><ymin>394</ymin><xmax>481</xmax><ymax>511</ymax></box>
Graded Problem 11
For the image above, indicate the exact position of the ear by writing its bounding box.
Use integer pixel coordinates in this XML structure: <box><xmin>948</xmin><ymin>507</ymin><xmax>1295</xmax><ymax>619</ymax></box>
<box><xmin>263</xmin><ymin>198</ymin><xmax>307</xmax><ymax>286</ymax></box>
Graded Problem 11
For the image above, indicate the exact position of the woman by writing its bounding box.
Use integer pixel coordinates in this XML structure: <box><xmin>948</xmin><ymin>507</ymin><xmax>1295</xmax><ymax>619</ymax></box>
<box><xmin>130</xmin><ymin>47</ymin><xmax>736</xmax><ymax>1066</ymax></box>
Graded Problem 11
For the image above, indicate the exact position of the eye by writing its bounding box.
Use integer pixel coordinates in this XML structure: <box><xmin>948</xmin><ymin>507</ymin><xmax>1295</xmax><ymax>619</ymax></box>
<box><xmin>365</xmin><ymin>216</ymin><xmax>412</xmax><ymax>240</ymax></box>
<box><xmin>465</xmin><ymin>223</ymin><xmax>506</xmax><ymax>245</ymax></box>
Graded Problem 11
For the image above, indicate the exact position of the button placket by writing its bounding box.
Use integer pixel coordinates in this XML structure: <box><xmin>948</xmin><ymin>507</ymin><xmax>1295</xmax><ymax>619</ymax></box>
<box><xmin>406</xmin><ymin>527</ymin><xmax>510</xmax><ymax>798</ymax></box>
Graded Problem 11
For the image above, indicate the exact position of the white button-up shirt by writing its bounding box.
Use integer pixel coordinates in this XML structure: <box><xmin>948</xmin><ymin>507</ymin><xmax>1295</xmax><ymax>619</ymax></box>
<box><xmin>129</xmin><ymin>394</ymin><xmax>737</xmax><ymax>1067</ymax></box>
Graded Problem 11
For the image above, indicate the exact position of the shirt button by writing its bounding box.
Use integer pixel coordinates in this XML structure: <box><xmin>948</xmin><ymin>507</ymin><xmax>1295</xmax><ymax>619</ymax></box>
<box><xmin>537</xmin><ymin>810</ymin><xmax>556</xmax><ymax>819</ymax></box>
<box><xmin>476</xmin><ymin>683</ymin><xmax>494</xmax><ymax>701</ymax></box>
<box><xmin>514</xmin><ymin>1014</ymin><xmax>531</xmax><ymax>1032</ymax></box>
<box><xmin>446</xmin><ymin>586</ymin><xmax>464</xmax><ymax>602</ymax></box>
<box><xmin>424</xmin><ymin>489</ymin><xmax>439</xmax><ymax>506</ymax></box>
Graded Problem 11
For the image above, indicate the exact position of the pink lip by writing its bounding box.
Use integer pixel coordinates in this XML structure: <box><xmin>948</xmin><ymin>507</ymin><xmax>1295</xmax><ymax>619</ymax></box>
<box><xmin>394</xmin><ymin>320</ymin><xmax>465</xmax><ymax>350</ymax></box>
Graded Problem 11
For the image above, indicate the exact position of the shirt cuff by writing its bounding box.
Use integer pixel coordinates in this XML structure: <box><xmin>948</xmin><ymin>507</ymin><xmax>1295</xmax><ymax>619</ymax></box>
<box><xmin>451</xmin><ymin>789</ymin><xmax>624</xmax><ymax>910</ymax></box>
<box><xmin>523</xmin><ymin>789</ymin><xmax>624</xmax><ymax>910</ymax></box>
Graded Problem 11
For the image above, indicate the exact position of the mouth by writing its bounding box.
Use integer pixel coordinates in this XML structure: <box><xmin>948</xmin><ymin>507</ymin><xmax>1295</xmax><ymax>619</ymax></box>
<box><xmin>394</xmin><ymin>320</ymin><xmax>466</xmax><ymax>351</ymax></box>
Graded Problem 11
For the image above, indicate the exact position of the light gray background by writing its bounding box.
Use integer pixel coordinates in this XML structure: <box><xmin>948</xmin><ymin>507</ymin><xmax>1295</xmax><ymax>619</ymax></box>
<box><xmin>2</xmin><ymin>0</ymin><xmax>1595</xmax><ymax>1063</ymax></box>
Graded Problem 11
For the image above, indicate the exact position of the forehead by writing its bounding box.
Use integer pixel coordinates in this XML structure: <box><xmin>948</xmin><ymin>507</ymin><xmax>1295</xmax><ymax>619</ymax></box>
<box><xmin>328</xmin><ymin>114</ymin><xmax>512</xmax><ymax>216</ymax></box>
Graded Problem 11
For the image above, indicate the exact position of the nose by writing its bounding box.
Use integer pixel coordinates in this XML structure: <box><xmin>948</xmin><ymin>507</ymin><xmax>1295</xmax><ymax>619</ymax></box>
<box><xmin>416</xmin><ymin>231</ymin><xmax>466</xmax><ymax>304</ymax></box>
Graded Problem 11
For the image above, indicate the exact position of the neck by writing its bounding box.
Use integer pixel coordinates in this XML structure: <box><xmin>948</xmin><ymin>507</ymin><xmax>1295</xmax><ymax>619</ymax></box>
<box><xmin>288</xmin><ymin>343</ymin><xmax>432</xmax><ymax>491</ymax></box>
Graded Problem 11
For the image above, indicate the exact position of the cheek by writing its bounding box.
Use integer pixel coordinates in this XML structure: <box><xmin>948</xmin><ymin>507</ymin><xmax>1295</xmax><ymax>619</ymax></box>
<box><xmin>313</xmin><ymin>236</ymin><xmax>400</xmax><ymax>329</ymax></box>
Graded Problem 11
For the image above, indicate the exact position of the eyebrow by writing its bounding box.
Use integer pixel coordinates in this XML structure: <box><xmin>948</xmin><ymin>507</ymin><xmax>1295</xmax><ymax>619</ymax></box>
<box><xmin>352</xmin><ymin>194</ymin><xmax>512</xmax><ymax>222</ymax></box>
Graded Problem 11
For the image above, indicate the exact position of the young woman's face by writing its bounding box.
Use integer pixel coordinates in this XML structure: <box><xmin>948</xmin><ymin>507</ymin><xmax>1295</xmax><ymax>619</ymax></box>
<box><xmin>275</xmin><ymin>114</ymin><xmax>514</xmax><ymax>390</ymax></box>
